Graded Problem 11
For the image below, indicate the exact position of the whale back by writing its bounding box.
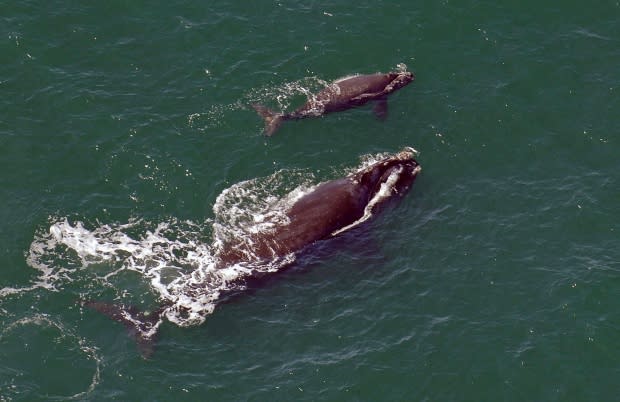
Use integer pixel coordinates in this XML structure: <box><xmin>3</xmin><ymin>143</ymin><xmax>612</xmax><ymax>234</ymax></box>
<box><xmin>214</xmin><ymin>178</ymin><xmax>366</xmax><ymax>265</ymax></box>
<box><xmin>333</xmin><ymin>73</ymin><xmax>396</xmax><ymax>97</ymax></box>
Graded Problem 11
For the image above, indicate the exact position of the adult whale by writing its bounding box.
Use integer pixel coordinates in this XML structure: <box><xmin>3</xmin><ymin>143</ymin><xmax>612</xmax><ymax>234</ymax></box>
<box><xmin>86</xmin><ymin>148</ymin><xmax>421</xmax><ymax>357</ymax></box>
<box><xmin>253</xmin><ymin>71</ymin><xmax>414</xmax><ymax>136</ymax></box>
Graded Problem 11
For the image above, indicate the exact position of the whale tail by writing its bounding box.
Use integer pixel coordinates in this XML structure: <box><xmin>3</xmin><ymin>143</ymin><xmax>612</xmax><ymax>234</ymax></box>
<box><xmin>83</xmin><ymin>300</ymin><xmax>166</xmax><ymax>359</ymax></box>
<box><xmin>252</xmin><ymin>104</ymin><xmax>284</xmax><ymax>136</ymax></box>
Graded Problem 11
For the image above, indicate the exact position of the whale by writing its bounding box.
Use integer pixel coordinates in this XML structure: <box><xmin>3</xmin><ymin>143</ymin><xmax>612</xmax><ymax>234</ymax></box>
<box><xmin>85</xmin><ymin>148</ymin><xmax>421</xmax><ymax>357</ymax></box>
<box><xmin>253</xmin><ymin>71</ymin><xmax>415</xmax><ymax>136</ymax></box>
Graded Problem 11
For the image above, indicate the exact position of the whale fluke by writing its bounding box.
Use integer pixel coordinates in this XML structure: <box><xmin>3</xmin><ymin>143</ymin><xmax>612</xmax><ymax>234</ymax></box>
<box><xmin>252</xmin><ymin>104</ymin><xmax>284</xmax><ymax>136</ymax></box>
<box><xmin>83</xmin><ymin>300</ymin><xmax>166</xmax><ymax>359</ymax></box>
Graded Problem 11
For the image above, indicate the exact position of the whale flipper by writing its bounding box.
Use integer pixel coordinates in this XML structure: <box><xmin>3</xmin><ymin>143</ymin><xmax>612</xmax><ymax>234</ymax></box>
<box><xmin>372</xmin><ymin>97</ymin><xmax>388</xmax><ymax>120</ymax></box>
<box><xmin>252</xmin><ymin>104</ymin><xmax>284</xmax><ymax>136</ymax></box>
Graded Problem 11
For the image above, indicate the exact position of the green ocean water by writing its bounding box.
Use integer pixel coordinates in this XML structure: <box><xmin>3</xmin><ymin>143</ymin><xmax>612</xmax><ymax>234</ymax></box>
<box><xmin>1</xmin><ymin>0</ymin><xmax>619</xmax><ymax>400</ymax></box>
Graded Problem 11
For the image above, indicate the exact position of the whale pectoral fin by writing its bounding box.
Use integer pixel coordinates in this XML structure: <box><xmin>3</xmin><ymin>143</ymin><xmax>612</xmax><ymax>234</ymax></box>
<box><xmin>351</xmin><ymin>92</ymin><xmax>381</xmax><ymax>103</ymax></box>
<box><xmin>373</xmin><ymin>98</ymin><xmax>388</xmax><ymax>120</ymax></box>
<box><xmin>83</xmin><ymin>300</ymin><xmax>164</xmax><ymax>359</ymax></box>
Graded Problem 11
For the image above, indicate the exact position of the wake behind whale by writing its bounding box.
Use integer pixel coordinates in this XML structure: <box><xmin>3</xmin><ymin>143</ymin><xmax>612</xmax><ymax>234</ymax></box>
<box><xmin>26</xmin><ymin>171</ymin><xmax>313</xmax><ymax>329</ymax></box>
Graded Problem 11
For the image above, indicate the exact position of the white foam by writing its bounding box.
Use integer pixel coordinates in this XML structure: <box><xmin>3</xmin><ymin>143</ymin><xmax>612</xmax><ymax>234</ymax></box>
<box><xmin>20</xmin><ymin>169</ymin><xmax>318</xmax><ymax>328</ymax></box>
<box><xmin>243</xmin><ymin>76</ymin><xmax>330</xmax><ymax>113</ymax></box>
<box><xmin>396</xmin><ymin>62</ymin><xmax>408</xmax><ymax>73</ymax></box>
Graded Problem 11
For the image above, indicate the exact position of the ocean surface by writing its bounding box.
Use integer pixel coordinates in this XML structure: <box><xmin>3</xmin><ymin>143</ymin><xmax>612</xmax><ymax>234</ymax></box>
<box><xmin>1</xmin><ymin>1</ymin><xmax>619</xmax><ymax>400</ymax></box>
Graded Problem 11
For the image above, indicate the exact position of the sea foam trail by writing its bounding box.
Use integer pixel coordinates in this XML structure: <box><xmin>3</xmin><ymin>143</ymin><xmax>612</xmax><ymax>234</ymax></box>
<box><xmin>23</xmin><ymin>169</ymin><xmax>316</xmax><ymax>327</ymax></box>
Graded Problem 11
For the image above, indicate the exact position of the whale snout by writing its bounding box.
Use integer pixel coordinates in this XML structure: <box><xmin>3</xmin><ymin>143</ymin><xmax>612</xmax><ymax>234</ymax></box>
<box><xmin>401</xmin><ymin>71</ymin><xmax>414</xmax><ymax>80</ymax></box>
<box><xmin>397</xmin><ymin>71</ymin><xmax>414</xmax><ymax>82</ymax></box>
<box><xmin>386</xmin><ymin>71</ymin><xmax>414</xmax><ymax>91</ymax></box>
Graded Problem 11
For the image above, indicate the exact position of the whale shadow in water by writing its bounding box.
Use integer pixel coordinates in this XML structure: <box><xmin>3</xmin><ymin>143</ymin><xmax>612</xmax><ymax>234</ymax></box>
<box><xmin>85</xmin><ymin>148</ymin><xmax>422</xmax><ymax>358</ymax></box>
<box><xmin>252</xmin><ymin>71</ymin><xmax>415</xmax><ymax>136</ymax></box>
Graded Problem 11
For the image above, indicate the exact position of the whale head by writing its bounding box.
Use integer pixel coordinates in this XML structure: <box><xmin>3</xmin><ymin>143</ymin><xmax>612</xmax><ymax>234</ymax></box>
<box><xmin>355</xmin><ymin>147</ymin><xmax>421</xmax><ymax>208</ymax></box>
<box><xmin>385</xmin><ymin>71</ymin><xmax>415</xmax><ymax>91</ymax></box>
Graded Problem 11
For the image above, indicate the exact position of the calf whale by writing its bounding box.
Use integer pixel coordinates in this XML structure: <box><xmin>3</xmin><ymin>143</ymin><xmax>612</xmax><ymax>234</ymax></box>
<box><xmin>253</xmin><ymin>71</ymin><xmax>414</xmax><ymax>136</ymax></box>
<box><xmin>86</xmin><ymin>148</ymin><xmax>421</xmax><ymax>357</ymax></box>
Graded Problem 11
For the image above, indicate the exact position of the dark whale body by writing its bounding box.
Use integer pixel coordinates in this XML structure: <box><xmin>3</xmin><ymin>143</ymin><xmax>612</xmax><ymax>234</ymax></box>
<box><xmin>253</xmin><ymin>71</ymin><xmax>415</xmax><ymax>136</ymax></box>
<box><xmin>86</xmin><ymin>148</ymin><xmax>421</xmax><ymax>357</ymax></box>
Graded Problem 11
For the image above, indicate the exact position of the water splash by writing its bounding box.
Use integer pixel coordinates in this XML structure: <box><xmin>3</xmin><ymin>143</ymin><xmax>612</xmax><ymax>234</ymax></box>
<box><xmin>22</xmin><ymin>168</ymin><xmax>317</xmax><ymax>327</ymax></box>
<box><xmin>188</xmin><ymin>76</ymin><xmax>328</xmax><ymax>131</ymax></box>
